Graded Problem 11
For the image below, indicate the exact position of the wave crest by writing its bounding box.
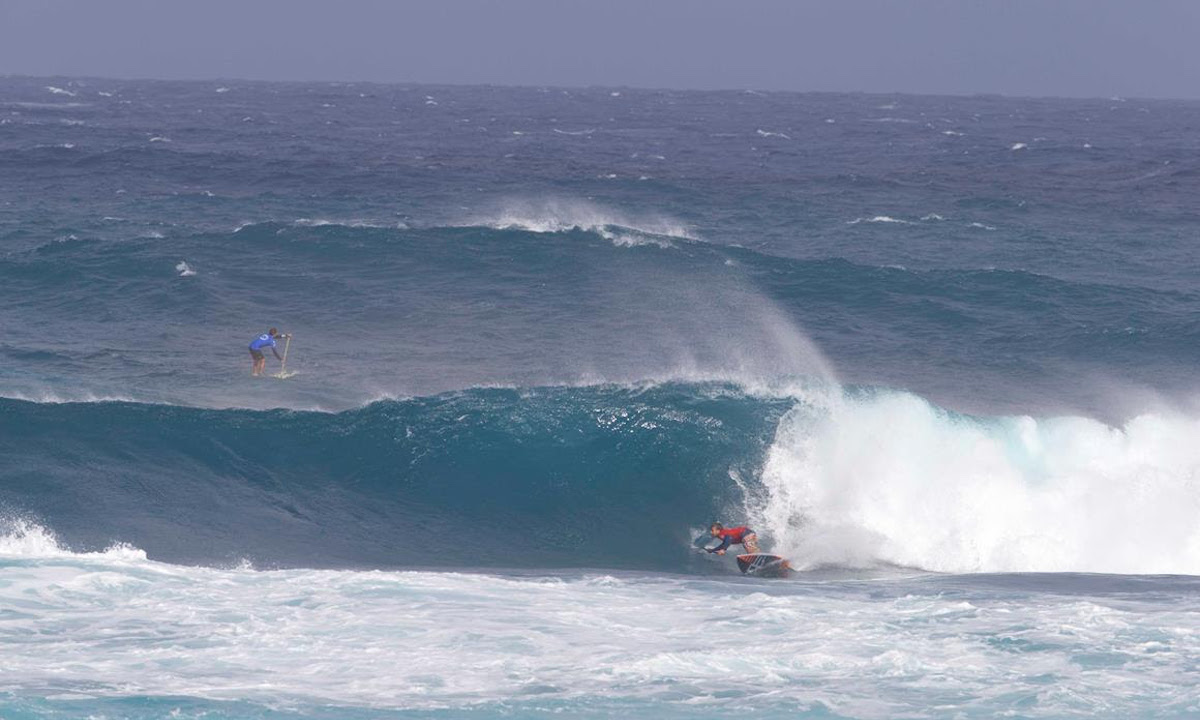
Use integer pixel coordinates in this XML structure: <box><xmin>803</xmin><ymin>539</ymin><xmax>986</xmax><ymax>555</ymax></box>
<box><xmin>0</xmin><ymin>517</ymin><xmax>147</xmax><ymax>562</ymax></box>
<box><xmin>756</xmin><ymin>388</ymin><xmax>1200</xmax><ymax>575</ymax></box>
<box><xmin>462</xmin><ymin>198</ymin><xmax>696</xmax><ymax>247</ymax></box>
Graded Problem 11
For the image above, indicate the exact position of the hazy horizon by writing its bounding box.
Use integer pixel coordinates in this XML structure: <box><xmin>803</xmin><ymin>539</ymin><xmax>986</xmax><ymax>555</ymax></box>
<box><xmin>9</xmin><ymin>70</ymin><xmax>1200</xmax><ymax>105</ymax></box>
<box><xmin>2</xmin><ymin>0</ymin><xmax>1199</xmax><ymax>101</ymax></box>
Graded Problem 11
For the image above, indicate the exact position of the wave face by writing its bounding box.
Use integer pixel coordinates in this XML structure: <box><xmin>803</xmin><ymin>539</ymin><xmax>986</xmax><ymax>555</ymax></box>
<box><xmin>5</xmin><ymin>383</ymin><xmax>1199</xmax><ymax>576</ymax></box>
<box><xmin>0</xmin><ymin>386</ymin><xmax>792</xmax><ymax>571</ymax></box>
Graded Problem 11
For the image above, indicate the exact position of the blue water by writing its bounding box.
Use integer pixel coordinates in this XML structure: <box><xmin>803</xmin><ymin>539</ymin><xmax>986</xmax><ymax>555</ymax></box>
<box><xmin>1</xmin><ymin>77</ymin><xmax>1199</xmax><ymax>718</ymax></box>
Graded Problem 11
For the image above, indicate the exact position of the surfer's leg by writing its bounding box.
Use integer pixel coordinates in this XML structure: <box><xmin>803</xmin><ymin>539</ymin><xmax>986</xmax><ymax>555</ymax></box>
<box><xmin>744</xmin><ymin>533</ymin><xmax>760</xmax><ymax>553</ymax></box>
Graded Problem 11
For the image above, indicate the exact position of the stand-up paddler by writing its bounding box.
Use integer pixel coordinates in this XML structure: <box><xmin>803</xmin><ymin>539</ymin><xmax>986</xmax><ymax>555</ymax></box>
<box><xmin>248</xmin><ymin>327</ymin><xmax>290</xmax><ymax>376</ymax></box>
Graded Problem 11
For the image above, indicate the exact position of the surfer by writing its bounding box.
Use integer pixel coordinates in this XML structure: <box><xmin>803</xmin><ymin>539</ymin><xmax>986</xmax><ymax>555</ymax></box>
<box><xmin>706</xmin><ymin>523</ymin><xmax>760</xmax><ymax>555</ymax></box>
<box><xmin>248</xmin><ymin>328</ymin><xmax>289</xmax><ymax>376</ymax></box>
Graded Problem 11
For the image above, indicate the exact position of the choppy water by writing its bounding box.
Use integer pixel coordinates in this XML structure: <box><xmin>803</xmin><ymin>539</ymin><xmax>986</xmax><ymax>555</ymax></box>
<box><xmin>1</xmin><ymin>76</ymin><xmax>1198</xmax><ymax>718</ymax></box>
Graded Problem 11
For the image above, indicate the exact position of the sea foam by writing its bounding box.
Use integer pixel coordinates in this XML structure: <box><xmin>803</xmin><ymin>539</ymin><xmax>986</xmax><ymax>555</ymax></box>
<box><xmin>0</xmin><ymin>517</ymin><xmax>146</xmax><ymax>562</ymax></box>
<box><xmin>1</xmin><ymin>519</ymin><xmax>1194</xmax><ymax>718</ymax></box>
<box><xmin>756</xmin><ymin>388</ymin><xmax>1200</xmax><ymax>575</ymax></box>
<box><xmin>847</xmin><ymin>215</ymin><xmax>911</xmax><ymax>225</ymax></box>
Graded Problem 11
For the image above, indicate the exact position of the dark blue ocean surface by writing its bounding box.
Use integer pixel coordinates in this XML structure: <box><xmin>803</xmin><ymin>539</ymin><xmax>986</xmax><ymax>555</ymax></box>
<box><xmin>2</xmin><ymin>77</ymin><xmax>1198</xmax><ymax>416</ymax></box>
<box><xmin>2</xmin><ymin>77</ymin><xmax>1199</xmax><ymax>719</ymax></box>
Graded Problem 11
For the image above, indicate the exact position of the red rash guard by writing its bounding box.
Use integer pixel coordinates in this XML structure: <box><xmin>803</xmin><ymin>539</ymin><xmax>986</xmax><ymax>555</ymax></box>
<box><xmin>711</xmin><ymin>526</ymin><xmax>754</xmax><ymax>553</ymax></box>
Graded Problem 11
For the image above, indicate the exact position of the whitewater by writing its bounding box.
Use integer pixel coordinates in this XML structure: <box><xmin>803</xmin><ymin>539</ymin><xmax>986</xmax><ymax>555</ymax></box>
<box><xmin>2</xmin><ymin>77</ymin><xmax>1199</xmax><ymax>718</ymax></box>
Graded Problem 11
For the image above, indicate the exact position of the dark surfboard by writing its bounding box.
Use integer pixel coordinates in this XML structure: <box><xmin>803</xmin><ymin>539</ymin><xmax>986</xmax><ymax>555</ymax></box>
<box><xmin>736</xmin><ymin>553</ymin><xmax>790</xmax><ymax>578</ymax></box>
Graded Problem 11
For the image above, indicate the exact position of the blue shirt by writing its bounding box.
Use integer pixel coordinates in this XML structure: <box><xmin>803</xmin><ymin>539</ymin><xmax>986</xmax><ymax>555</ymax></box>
<box><xmin>249</xmin><ymin>333</ymin><xmax>276</xmax><ymax>351</ymax></box>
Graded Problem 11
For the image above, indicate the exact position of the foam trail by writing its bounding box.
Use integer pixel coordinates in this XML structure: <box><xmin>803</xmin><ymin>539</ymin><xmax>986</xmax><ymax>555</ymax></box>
<box><xmin>3</xmin><ymin>517</ymin><xmax>1195</xmax><ymax>719</ymax></box>
<box><xmin>756</xmin><ymin>389</ymin><xmax>1200</xmax><ymax>575</ymax></box>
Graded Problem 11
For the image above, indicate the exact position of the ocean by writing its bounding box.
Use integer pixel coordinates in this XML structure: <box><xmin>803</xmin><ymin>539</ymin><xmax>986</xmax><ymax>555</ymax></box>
<box><xmin>1</xmin><ymin>76</ymin><xmax>1198</xmax><ymax>718</ymax></box>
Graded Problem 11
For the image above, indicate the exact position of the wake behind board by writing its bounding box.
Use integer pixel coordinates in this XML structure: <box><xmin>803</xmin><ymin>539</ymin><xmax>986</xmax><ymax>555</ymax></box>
<box><xmin>736</xmin><ymin>553</ymin><xmax>790</xmax><ymax>578</ymax></box>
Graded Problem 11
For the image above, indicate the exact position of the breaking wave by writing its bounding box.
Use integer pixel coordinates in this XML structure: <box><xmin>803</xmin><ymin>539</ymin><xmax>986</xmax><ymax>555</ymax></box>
<box><xmin>4</xmin><ymin>382</ymin><xmax>1198</xmax><ymax>576</ymax></box>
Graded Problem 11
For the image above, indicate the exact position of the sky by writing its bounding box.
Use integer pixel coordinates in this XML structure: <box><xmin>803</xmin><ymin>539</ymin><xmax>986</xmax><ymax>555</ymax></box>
<box><xmin>1</xmin><ymin>0</ymin><xmax>1199</xmax><ymax>99</ymax></box>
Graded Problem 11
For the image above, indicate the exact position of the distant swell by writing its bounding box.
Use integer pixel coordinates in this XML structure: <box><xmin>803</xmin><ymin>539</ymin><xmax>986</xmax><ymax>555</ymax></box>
<box><xmin>2</xmin><ymin>217</ymin><xmax>1194</xmax><ymax>418</ymax></box>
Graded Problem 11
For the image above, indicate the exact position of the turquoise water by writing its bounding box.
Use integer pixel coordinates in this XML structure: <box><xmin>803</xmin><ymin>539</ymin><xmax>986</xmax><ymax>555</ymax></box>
<box><xmin>1</xmin><ymin>77</ymin><xmax>1199</xmax><ymax>717</ymax></box>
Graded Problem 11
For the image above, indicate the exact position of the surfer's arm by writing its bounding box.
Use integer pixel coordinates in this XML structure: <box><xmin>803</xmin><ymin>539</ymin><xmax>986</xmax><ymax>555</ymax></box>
<box><xmin>708</xmin><ymin>536</ymin><xmax>731</xmax><ymax>554</ymax></box>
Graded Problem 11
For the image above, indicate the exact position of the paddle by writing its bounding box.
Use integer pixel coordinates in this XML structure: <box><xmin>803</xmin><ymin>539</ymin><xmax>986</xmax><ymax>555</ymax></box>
<box><xmin>273</xmin><ymin>334</ymin><xmax>292</xmax><ymax>378</ymax></box>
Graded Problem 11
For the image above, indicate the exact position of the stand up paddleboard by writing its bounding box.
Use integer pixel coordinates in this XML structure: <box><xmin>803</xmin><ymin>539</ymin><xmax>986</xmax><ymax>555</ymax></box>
<box><xmin>736</xmin><ymin>553</ymin><xmax>791</xmax><ymax>578</ymax></box>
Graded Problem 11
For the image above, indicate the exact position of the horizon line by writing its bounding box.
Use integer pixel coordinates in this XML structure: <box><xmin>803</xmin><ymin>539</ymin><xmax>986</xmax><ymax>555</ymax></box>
<box><xmin>6</xmin><ymin>72</ymin><xmax>1199</xmax><ymax>106</ymax></box>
